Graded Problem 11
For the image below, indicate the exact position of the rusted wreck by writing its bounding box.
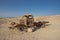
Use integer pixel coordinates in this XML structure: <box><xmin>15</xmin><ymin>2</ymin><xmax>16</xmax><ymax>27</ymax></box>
<box><xmin>9</xmin><ymin>14</ymin><xmax>49</xmax><ymax>32</ymax></box>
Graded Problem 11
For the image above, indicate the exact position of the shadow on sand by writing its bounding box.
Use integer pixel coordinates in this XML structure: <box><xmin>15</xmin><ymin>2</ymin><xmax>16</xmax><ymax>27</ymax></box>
<box><xmin>33</xmin><ymin>21</ymin><xmax>50</xmax><ymax>32</ymax></box>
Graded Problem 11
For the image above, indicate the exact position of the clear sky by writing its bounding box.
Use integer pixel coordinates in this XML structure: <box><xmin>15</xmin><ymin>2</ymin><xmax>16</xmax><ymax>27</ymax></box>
<box><xmin>0</xmin><ymin>0</ymin><xmax>60</xmax><ymax>17</ymax></box>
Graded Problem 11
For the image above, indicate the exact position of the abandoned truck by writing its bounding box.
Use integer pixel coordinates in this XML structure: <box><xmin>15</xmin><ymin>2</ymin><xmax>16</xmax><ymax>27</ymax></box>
<box><xmin>9</xmin><ymin>14</ymin><xmax>48</xmax><ymax>32</ymax></box>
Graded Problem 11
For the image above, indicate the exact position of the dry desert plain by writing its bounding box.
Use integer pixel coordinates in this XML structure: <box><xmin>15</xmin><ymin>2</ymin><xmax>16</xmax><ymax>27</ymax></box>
<box><xmin>0</xmin><ymin>15</ymin><xmax>60</xmax><ymax>40</ymax></box>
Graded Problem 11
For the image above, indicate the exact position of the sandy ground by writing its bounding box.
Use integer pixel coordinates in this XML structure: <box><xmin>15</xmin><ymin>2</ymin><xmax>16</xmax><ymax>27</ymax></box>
<box><xmin>0</xmin><ymin>15</ymin><xmax>60</xmax><ymax>40</ymax></box>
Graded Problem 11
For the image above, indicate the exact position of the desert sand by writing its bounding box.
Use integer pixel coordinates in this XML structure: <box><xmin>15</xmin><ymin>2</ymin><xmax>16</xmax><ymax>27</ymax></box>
<box><xmin>0</xmin><ymin>15</ymin><xmax>60</xmax><ymax>40</ymax></box>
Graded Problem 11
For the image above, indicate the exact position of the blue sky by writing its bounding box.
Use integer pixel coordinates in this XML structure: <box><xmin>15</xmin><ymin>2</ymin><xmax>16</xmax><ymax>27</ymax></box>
<box><xmin>0</xmin><ymin>0</ymin><xmax>60</xmax><ymax>17</ymax></box>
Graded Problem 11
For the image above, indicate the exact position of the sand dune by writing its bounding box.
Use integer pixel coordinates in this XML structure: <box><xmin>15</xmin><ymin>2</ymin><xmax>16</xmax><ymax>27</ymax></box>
<box><xmin>0</xmin><ymin>15</ymin><xmax>60</xmax><ymax>40</ymax></box>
